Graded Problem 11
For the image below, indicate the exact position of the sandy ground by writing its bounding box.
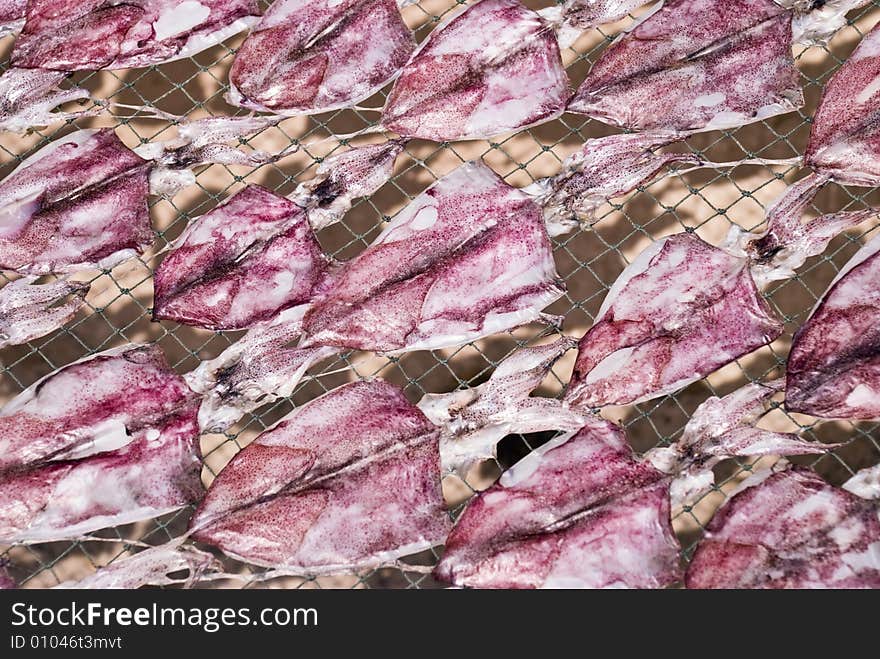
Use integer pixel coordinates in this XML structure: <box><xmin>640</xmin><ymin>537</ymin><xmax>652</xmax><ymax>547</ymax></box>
<box><xmin>1</xmin><ymin>0</ymin><xmax>879</xmax><ymax>588</ymax></box>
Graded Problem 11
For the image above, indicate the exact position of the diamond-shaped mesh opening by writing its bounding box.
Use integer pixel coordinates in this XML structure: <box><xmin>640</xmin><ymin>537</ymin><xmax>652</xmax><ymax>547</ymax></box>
<box><xmin>1</xmin><ymin>0</ymin><xmax>879</xmax><ymax>589</ymax></box>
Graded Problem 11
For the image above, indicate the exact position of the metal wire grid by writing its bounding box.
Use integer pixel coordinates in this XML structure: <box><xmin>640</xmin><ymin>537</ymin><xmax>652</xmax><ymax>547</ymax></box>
<box><xmin>0</xmin><ymin>0</ymin><xmax>878</xmax><ymax>588</ymax></box>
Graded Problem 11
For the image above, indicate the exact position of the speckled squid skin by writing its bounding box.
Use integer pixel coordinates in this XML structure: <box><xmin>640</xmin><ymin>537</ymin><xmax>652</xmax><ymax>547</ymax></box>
<box><xmin>565</xmin><ymin>232</ymin><xmax>783</xmax><ymax>408</ymax></box>
<box><xmin>806</xmin><ymin>21</ymin><xmax>880</xmax><ymax>186</ymax></box>
<box><xmin>300</xmin><ymin>161</ymin><xmax>565</xmax><ymax>353</ymax></box>
<box><xmin>434</xmin><ymin>418</ymin><xmax>682</xmax><ymax>589</ymax></box>
<box><xmin>228</xmin><ymin>0</ymin><xmax>413</xmax><ymax>116</ymax></box>
<box><xmin>569</xmin><ymin>0</ymin><xmax>803</xmax><ymax>132</ymax></box>
<box><xmin>0</xmin><ymin>68</ymin><xmax>95</xmax><ymax>133</ymax></box>
<box><xmin>295</xmin><ymin>140</ymin><xmax>406</xmax><ymax>231</ymax></box>
<box><xmin>559</xmin><ymin>0</ymin><xmax>649</xmax><ymax>29</ymax></box>
<box><xmin>686</xmin><ymin>468</ymin><xmax>880</xmax><ymax>589</ymax></box>
<box><xmin>153</xmin><ymin>186</ymin><xmax>329</xmax><ymax>331</ymax></box>
<box><xmin>382</xmin><ymin>0</ymin><xmax>572</xmax><ymax>141</ymax></box>
<box><xmin>0</xmin><ymin>344</ymin><xmax>195</xmax><ymax>470</ymax></box>
<box><xmin>786</xmin><ymin>233</ymin><xmax>880</xmax><ymax>420</ymax></box>
<box><xmin>529</xmin><ymin>131</ymin><xmax>703</xmax><ymax>234</ymax></box>
<box><xmin>190</xmin><ymin>380</ymin><xmax>450</xmax><ymax>573</ymax></box>
<box><xmin>0</xmin><ymin>345</ymin><xmax>202</xmax><ymax>544</ymax></box>
<box><xmin>0</xmin><ymin>0</ymin><xmax>25</xmax><ymax>35</ymax></box>
<box><xmin>0</xmin><ymin>277</ymin><xmax>89</xmax><ymax>348</ymax></box>
<box><xmin>0</xmin><ymin>129</ymin><xmax>152</xmax><ymax>274</ymax></box>
<box><xmin>185</xmin><ymin>305</ymin><xmax>341</xmax><ymax>432</ymax></box>
<box><xmin>11</xmin><ymin>0</ymin><xmax>260</xmax><ymax>71</ymax></box>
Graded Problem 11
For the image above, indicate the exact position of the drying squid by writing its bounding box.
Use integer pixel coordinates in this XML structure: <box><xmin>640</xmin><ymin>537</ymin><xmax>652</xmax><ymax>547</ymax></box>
<box><xmin>189</xmin><ymin>380</ymin><xmax>451</xmax><ymax>574</ymax></box>
<box><xmin>305</xmin><ymin>130</ymin><xmax>798</xmax><ymax>238</ymax></box>
<box><xmin>804</xmin><ymin>19</ymin><xmax>880</xmax><ymax>189</ymax></box>
<box><xmin>152</xmin><ymin>140</ymin><xmax>406</xmax><ymax>330</ymax></box>
<box><xmin>380</xmin><ymin>0</ymin><xmax>572</xmax><ymax>142</ymax></box>
<box><xmin>418</xmin><ymin>338</ymin><xmax>588</xmax><ymax>475</ymax></box>
<box><xmin>0</xmin><ymin>344</ymin><xmax>202</xmax><ymax>543</ymax></box>
<box><xmin>434</xmin><ymin>380</ymin><xmax>831</xmax><ymax>588</ymax></box>
<box><xmin>0</xmin><ymin>116</ymin><xmax>332</xmax><ymax>274</ymax></box>
<box><xmin>0</xmin><ymin>0</ymin><xmax>24</xmax><ymax>35</ymax></box>
<box><xmin>228</xmin><ymin>0</ymin><xmax>663</xmax><ymax>128</ymax></box>
<box><xmin>0</xmin><ymin>1</ymin><xmax>261</xmax><ymax>133</ymax></box>
<box><xmin>785</xmin><ymin>231</ymin><xmax>880</xmax><ymax>420</ymax></box>
<box><xmin>0</xmin><ymin>276</ymin><xmax>89</xmax><ymax>348</ymax></box>
<box><xmin>0</xmin><ymin>129</ymin><xmax>152</xmax><ymax>275</ymax></box>
<box><xmin>176</xmin><ymin>127</ymin><xmax>841</xmax><ymax>429</ymax></box>
<box><xmin>291</xmin><ymin>139</ymin><xmax>406</xmax><ymax>231</ymax></box>
<box><xmin>0</xmin><ymin>0</ymin><xmax>27</xmax><ymax>37</ymax></box>
<box><xmin>550</xmin><ymin>0</ymin><xmax>651</xmax><ymax>31</ymax></box>
<box><xmin>228</xmin><ymin>0</ymin><xmax>414</xmax><ymax>117</ymax></box>
<box><xmin>153</xmin><ymin>186</ymin><xmax>329</xmax><ymax>330</ymax></box>
<box><xmin>228</xmin><ymin>0</ymin><xmax>637</xmax><ymax>141</ymax></box>
<box><xmin>564</xmin><ymin>177</ymin><xmax>877</xmax><ymax>409</ymax></box>
<box><xmin>721</xmin><ymin>15</ymin><xmax>880</xmax><ymax>226</ymax></box>
<box><xmin>781</xmin><ymin>0</ymin><xmax>875</xmax><ymax>46</ymax></box>
<box><xmin>569</xmin><ymin>0</ymin><xmax>804</xmax><ymax>133</ymax></box>
<box><xmin>720</xmin><ymin>23</ymin><xmax>880</xmax><ymax>421</ymax></box>
<box><xmin>191</xmin><ymin>339</ymin><xmax>588</xmax><ymax>573</ymax></box>
<box><xmin>0</xmin><ymin>68</ymin><xmax>98</xmax><ymax>133</ymax></box>
<box><xmin>686</xmin><ymin>463</ymin><xmax>880</xmax><ymax>588</ymax></box>
<box><xmin>10</xmin><ymin>0</ymin><xmax>261</xmax><ymax>71</ymax></box>
<box><xmin>435</xmin><ymin>420</ymin><xmax>682</xmax><ymax>589</ymax></box>
<box><xmin>185</xmin><ymin>161</ymin><xmax>565</xmax><ymax>431</ymax></box>
<box><xmin>525</xmin><ymin>131</ymin><xmax>710</xmax><ymax>235</ymax></box>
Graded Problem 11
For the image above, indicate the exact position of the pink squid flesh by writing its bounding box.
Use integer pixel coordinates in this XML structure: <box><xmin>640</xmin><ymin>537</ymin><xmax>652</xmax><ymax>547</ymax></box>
<box><xmin>557</xmin><ymin>0</ymin><xmax>650</xmax><ymax>29</ymax></box>
<box><xmin>11</xmin><ymin>0</ymin><xmax>260</xmax><ymax>71</ymax></box>
<box><xmin>0</xmin><ymin>0</ymin><xmax>25</xmax><ymax>35</ymax></box>
<box><xmin>300</xmin><ymin>160</ymin><xmax>564</xmax><ymax>352</ymax></box>
<box><xmin>786</xmin><ymin>232</ymin><xmax>880</xmax><ymax>420</ymax></box>
<box><xmin>806</xmin><ymin>21</ymin><xmax>880</xmax><ymax>187</ymax></box>
<box><xmin>153</xmin><ymin>139</ymin><xmax>407</xmax><ymax>330</ymax></box>
<box><xmin>0</xmin><ymin>344</ymin><xmax>202</xmax><ymax>543</ymax></box>
<box><xmin>0</xmin><ymin>129</ymin><xmax>152</xmax><ymax>275</ymax></box>
<box><xmin>0</xmin><ymin>276</ymin><xmax>89</xmax><ymax>348</ymax></box>
<box><xmin>0</xmin><ymin>67</ymin><xmax>96</xmax><ymax>134</ymax></box>
<box><xmin>568</xmin><ymin>0</ymin><xmax>803</xmax><ymax>132</ymax></box>
<box><xmin>153</xmin><ymin>185</ymin><xmax>329</xmax><ymax>331</ymax></box>
<box><xmin>436</xmin><ymin>377</ymin><xmax>836</xmax><ymax>588</ymax></box>
<box><xmin>190</xmin><ymin>380</ymin><xmax>450</xmax><ymax>573</ymax></box>
<box><xmin>382</xmin><ymin>0</ymin><xmax>571</xmax><ymax>141</ymax></box>
<box><xmin>686</xmin><ymin>468</ymin><xmax>880</xmax><ymax>588</ymax></box>
<box><xmin>434</xmin><ymin>417</ymin><xmax>682</xmax><ymax>589</ymax></box>
<box><xmin>565</xmin><ymin>232</ymin><xmax>783</xmax><ymax>408</ymax></box>
<box><xmin>228</xmin><ymin>0</ymin><xmax>414</xmax><ymax>115</ymax></box>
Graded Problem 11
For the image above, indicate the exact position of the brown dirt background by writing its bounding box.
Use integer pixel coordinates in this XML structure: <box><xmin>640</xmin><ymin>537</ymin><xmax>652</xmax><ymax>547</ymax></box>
<box><xmin>1</xmin><ymin>0</ymin><xmax>879</xmax><ymax>588</ymax></box>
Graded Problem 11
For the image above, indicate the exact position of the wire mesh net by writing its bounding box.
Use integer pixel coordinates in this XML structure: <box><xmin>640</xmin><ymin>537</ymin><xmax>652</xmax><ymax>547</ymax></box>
<box><xmin>1</xmin><ymin>0</ymin><xmax>879</xmax><ymax>589</ymax></box>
